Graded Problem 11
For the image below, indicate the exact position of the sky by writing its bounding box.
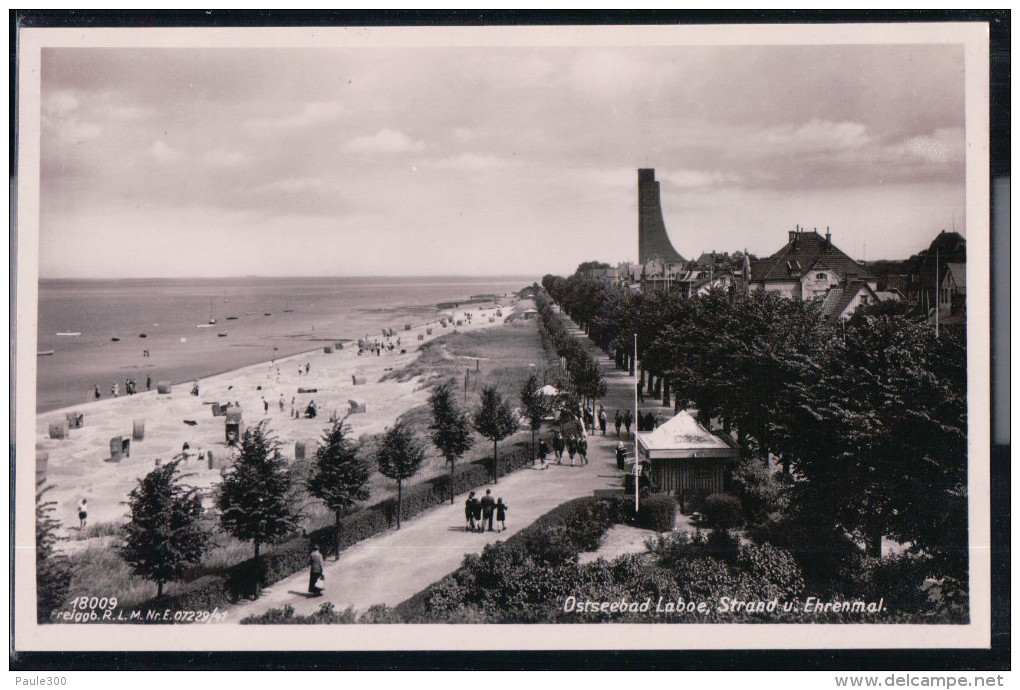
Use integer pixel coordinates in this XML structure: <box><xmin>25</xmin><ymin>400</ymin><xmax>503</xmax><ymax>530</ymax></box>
<box><xmin>37</xmin><ymin>41</ymin><xmax>967</xmax><ymax>278</ymax></box>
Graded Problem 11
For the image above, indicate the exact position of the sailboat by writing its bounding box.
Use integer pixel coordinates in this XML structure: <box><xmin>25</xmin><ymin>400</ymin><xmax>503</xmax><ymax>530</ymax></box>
<box><xmin>208</xmin><ymin>298</ymin><xmax>217</xmax><ymax>325</ymax></box>
<box><xmin>283</xmin><ymin>298</ymin><xmax>294</xmax><ymax>313</ymax></box>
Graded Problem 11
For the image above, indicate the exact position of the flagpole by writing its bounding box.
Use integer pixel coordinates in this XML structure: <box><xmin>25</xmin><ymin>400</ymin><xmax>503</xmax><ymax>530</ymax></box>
<box><xmin>935</xmin><ymin>247</ymin><xmax>940</xmax><ymax>338</ymax></box>
<box><xmin>634</xmin><ymin>332</ymin><xmax>639</xmax><ymax>513</ymax></box>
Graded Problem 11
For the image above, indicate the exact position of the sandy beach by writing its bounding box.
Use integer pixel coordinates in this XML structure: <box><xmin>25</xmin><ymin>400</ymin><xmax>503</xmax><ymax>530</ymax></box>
<box><xmin>35</xmin><ymin>300</ymin><xmax>521</xmax><ymax>538</ymax></box>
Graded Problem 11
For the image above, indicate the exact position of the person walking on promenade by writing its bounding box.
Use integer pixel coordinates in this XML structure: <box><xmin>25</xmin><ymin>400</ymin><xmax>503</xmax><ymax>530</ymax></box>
<box><xmin>146</xmin><ymin>375</ymin><xmax>151</xmax><ymax>392</ymax></box>
<box><xmin>623</xmin><ymin>410</ymin><xmax>632</xmax><ymax>437</ymax></box>
<box><xmin>552</xmin><ymin>432</ymin><xmax>565</xmax><ymax>464</ymax></box>
<box><xmin>599</xmin><ymin>408</ymin><xmax>608</xmax><ymax>436</ymax></box>
<box><xmin>566</xmin><ymin>435</ymin><xmax>578</xmax><ymax>466</ymax></box>
<box><xmin>583</xmin><ymin>409</ymin><xmax>593</xmax><ymax>433</ymax></box>
<box><xmin>614</xmin><ymin>410</ymin><xmax>622</xmax><ymax>437</ymax></box>
<box><xmin>262</xmin><ymin>397</ymin><xmax>269</xmax><ymax>414</ymax></box>
<box><xmin>308</xmin><ymin>544</ymin><xmax>324</xmax><ymax>596</ymax></box>
<box><xmin>279</xmin><ymin>394</ymin><xmax>285</xmax><ymax>412</ymax></box>
<box><xmin>578</xmin><ymin>435</ymin><xmax>588</xmax><ymax>465</ymax></box>
<box><xmin>496</xmin><ymin>498</ymin><xmax>508</xmax><ymax>533</ymax></box>
<box><xmin>111</xmin><ymin>382</ymin><xmax>119</xmax><ymax>398</ymax></box>
<box><xmin>465</xmin><ymin>492</ymin><xmax>477</xmax><ymax>532</ymax></box>
<box><xmin>77</xmin><ymin>498</ymin><xmax>88</xmax><ymax>530</ymax></box>
<box><xmin>616</xmin><ymin>442</ymin><xmax>627</xmax><ymax>471</ymax></box>
<box><xmin>480</xmin><ymin>489</ymin><xmax>496</xmax><ymax>532</ymax></box>
<box><xmin>473</xmin><ymin>495</ymin><xmax>484</xmax><ymax>532</ymax></box>
<box><xmin>538</xmin><ymin>438</ymin><xmax>549</xmax><ymax>467</ymax></box>
<box><xmin>94</xmin><ymin>384</ymin><xmax>101</xmax><ymax>400</ymax></box>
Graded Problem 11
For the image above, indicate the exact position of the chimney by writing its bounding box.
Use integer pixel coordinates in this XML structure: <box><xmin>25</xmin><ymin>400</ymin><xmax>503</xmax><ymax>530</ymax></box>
<box><xmin>825</xmin><ymin>227</ymin><xmax>831</xmax><ymax>246</ymax></box>
<box><xmin>789</xmin><ymin>227</ymin><xmax>798</xmax><ymax>243</ymax></box>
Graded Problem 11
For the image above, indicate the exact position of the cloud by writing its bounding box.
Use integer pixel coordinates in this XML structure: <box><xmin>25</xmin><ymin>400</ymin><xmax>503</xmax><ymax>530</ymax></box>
<box><xmin>661</xmin><ymin>169</ymin><xmax>741</xmax><ymax>189</ymax></box>
<box><xmin>43</xmin><ymin>90</ymin><xmax>80</xmax><ymax>117</ymax></box>
<box><xmin>344</xmin><ymin>129</ymin><xmax>425</xmax><ymax>154</ymax></box>
<box><xmin>425</xmin><ymin>153</ymin><xmax>517</xmax><ymax>171</ymax></box>
<box><xmin>899</xmin><ymin>127</ymin><xmax>965</xmax><ymax>164</ymax></box>
<box><xmin>202</xmin><ymin>148</ymin><xmax>247</xmax><ymax>168</ymax></box>
<box><xmin>757</xmin><ymin>119</ymin><xmax>871</xmax><ymax>153</ymax></box>
<box><xmin>247</xmin><ymin>101</ymin><xmax>346</xmax><ymax>131</ymax></box>
<box><xmin>150</xmin><ymin>140</ymin><xmax>184</xmax><ymax>163</ymax></box>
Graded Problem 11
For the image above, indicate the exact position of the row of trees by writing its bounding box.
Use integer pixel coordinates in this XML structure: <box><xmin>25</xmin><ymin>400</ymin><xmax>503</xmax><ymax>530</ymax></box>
<box><xmin>532</xmin><ymin>296</ymin><xmax>607</xmax><ymax>427</ymax></box>
<box><xmin>541</xmin><ymin>267</ymin><xmax>967</xmax><ymax>585</ymax></box>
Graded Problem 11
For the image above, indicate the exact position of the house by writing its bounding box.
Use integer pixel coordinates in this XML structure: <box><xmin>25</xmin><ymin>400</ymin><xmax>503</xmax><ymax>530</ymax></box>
<box><xmin>905</xmin><ymin>230</ymin><xmax>966</xmax><ymax>308</ymax></box>
<box><xmin>522</xmin><ymin>308</ymin><xmax>539</xmax><ymax>320</ymax></box>
<box><xmin>749</xmin><ymin>227</ymin><xmax>877</xmax><ymax>300</ymax></box>
<box><xmin>939</xmin><ymin>262</ymin><xmax>966</xmax><ymax>315</ymax></box>
<box><xmin>819</xmin><ymin>280</ymin><xmax>882</xmax><ymax>321</ymax></box>
<box><xmin>637</xmin><ymin>411</ymin><xmax>740</xmax><ymax>511</ymax></box>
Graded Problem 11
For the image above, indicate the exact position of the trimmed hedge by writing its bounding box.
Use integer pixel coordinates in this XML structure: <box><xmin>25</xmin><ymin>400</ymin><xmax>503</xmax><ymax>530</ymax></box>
<box><xmin>128</xmin><ymin>445</ymin><xmax>536</xmax><ymax>619</ymax></box>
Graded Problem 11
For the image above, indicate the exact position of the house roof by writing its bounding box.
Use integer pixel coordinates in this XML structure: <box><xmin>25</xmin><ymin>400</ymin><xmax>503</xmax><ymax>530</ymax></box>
<box><xmin>944</xmin><ymin>262</ymin><xmax>966</xmax><ymax>288</ymax></box>
<box><xmin>637</xmin><ymin>411</ymin><xmax>738</xmax><ymax>459</ymax></box>
<box><xmin>820</xmin><ymin>280</ymin><xmax>877</xmax><ymax>319</ymax></box>
<box><xmin>752</xmin><ymin>231</ymin><xmax>876</xmax><ymax>284</ymax></box>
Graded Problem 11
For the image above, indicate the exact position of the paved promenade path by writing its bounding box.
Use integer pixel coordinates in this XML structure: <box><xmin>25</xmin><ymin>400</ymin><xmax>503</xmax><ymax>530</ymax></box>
<box><xmin>224</xmin><ymin>311</ymin><xmax>663</xmax><ymax>622</ymax></box>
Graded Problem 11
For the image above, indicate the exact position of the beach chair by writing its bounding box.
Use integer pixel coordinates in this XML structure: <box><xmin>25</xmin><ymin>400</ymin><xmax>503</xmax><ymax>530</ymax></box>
<box><xmin>48</xmin><ymin>422</ymin><xmax>67</xmax><ymax>440</ymax></box>
<box><xmin>110</xmin><ymin>436</ymin><xmax>130</xmax><ymax>461</ymax></box>
<box><xmin>323</xmin><ymin>346</ymin><xmax>333</xmax><ymax>354</ymax></box>
<box><xmin>417</xmin><ymin>334</ymin><xmax>424</xmax><ymax>341</ymax></box>
<box><xmin>132</xmin><ymin>420</ymin><xmax>145</xmax><ymax>441</ymax></box>
<box><xmin>352</xmin><ymin>375</ymin><xmax>365</xmax><ymax>386</ymax></box>
<box><xmin>404</xmin><ymin>323</ymin><xmax>411</xmax><ymax>330</ymax></box>
<box><xmin>65</xmin><ymin>412</ymin><xmax>84</xmax><ymax>429</ymax></box>
<box><xmin>294</xmin><ymin>441</ymin><xmax>306</xmax><ymax>461</ymax></box>
<box><xmin>156</xmin><ymin>381</ymin><xmax>172</xmax><ymax>395</ymax></box>
<box><xmin>426</xmin><ymin>328</ymin><xmax>432</xmax><ymax>335</ymax></box>
<box><xmin>348</xmin><ymin>400</ymin><xmax>366</xmax><ymax>415</ymax></box>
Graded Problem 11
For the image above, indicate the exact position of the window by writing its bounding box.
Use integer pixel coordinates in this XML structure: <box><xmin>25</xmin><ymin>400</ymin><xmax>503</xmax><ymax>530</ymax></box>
<box><xmin>816</xmin><ymin>272</ymin><xmax>827</xmax><ymax>280</ymax></box>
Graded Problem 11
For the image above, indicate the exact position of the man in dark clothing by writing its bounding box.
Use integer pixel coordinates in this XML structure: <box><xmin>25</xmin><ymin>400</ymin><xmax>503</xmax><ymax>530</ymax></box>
<box><xmin>552</xmin><ymin>432</ymin><xmax>565</xmax><ymax>463</ymax></box>
<box><xmin>480</xmin><ymin>489</ymin><xmax>496</xmax><ymax>531</ymax></box>
<box><xmin>538</xmin><ymin>439</ymin><xmax>549</xmax><ymax>465</ymax></box>
<box><xmin>473</xmin><ymin>497</ymin><xmax>484</xmax><ymax>532</ymax></box>
<box><xmin>616</xmin><ymin>442</ymin><xmax>627</xmax><ymax>471</ymax></box>
<box><xmin>308</xmin><ymin>544</ymin><xmax>324</xmax><ymax>596</ymax></box>
<box><xmin>623</xmin><ymin>410</ymin><xmax>632</xmax><ymax>436</ymax></box>
<box><xmin>614</xmin><ymin>411</ymin><xmax>622</xmax><ymax>436</ymax></box>
<box><xmin>465</xmin><ymin>492</ymin><xmax>477</xmax><ymax>531</ymax></box>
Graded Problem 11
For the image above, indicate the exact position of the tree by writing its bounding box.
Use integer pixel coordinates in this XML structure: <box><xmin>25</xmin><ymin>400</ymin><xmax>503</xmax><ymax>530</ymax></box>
<box><xmin>428</xmin><ymin>382</ymin><xmax>475</xmax><ymax>504</ymax></box>
<box><xmin>308</xmin><ymin>420</ymin><xmax>371</xmax><ymax>559</ymax></box>
<box><xmin>519</xmin><ymin>373</ymin><xmax>551</xmax><ymax>464</ymax></box>
<box><xmin>376</xmin><ymin>422</ymin><xmax>426</xmax><ymax>529</ymax></box>
<box><xmin>216</xmin><ymin>421</ymin><xmax>301</xmax><ymax>598</ymax></box>
<box><xmin>36</xmin><ymin>479</ymin><xmax>72</xmax><ymax>622</ymax></box>
<box><xmin>122</xmin><ymin>458</ymin><xmax>211</xmax><ymax>597</ymax></box>
<box><xmin>472</xmin><ymin>386</ymin><xmax>520</xmax><ymax>484</ymax></box>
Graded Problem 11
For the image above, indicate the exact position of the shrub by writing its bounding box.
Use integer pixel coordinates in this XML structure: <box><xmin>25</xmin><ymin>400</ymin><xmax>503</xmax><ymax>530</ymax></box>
<box><xmin>837</xmin><ymin>552</ymin><xmax>935</xmax><ymax>616</ymax></box>
<box><xmin>240</xmin><ymin>602</ymin><xmax>357</xmax><ymax>625</ymax></box>
<box><xmin>731</xmin><ymin>458</ymin><xmax>789</xmax><ymax>524</ymax></box>
<box><xmin>702</xmin><ymin>493</ymin><xmax>743</xmax><ymax>531</ymax></box>
<box><xmin>704</xmin><ymin>527</ymin><xmax>741</xmax><ymax>565</ymax></box>
<box><xmin>633</xmin><ymin>494</ymin><xmax>676</xmax><ymax>532</ymax></box>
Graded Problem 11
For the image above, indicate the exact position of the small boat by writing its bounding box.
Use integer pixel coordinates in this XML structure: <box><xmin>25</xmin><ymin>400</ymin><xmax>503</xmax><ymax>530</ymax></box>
<box><xmin>226</xmin><ymin>316</ymin><xmax>239</xmax><ymax>321</ymax></box>
<box><xmin>139</xmin><ymin>333</ymin><xmax>147</xmax><ymax>338</ymax></box>
<box><xmin>207</xmin><ymin>298</ymin><xmax>217</xmax><ymax>324</ymax></box>
<box><xmin>245</xmin><ymin>310</ymin><xmax>257</xmax><ymax>315</ymax></box>
<box><xmin>264</xmin><ymin>312</ymin><xmax>272</xmax><ymax>316</ymax></box>
<box><xmin>111</xmin><ymin>337</ymin><xmax>120</xmax><ymax>342</ymax></box>
<box><xmin>37</xmin><ymin>350</ymin><xmax>54</xmax><ymax>356</ymax></box>
<box><xmin>218</xmin><ymin>332</ymin><xmax>228</xmax><ymax>337</ymax></box>
<box><xmin>197</xmin><ymin>324</ymin><xmax>214</xmax><ymax>329</ymax></box>
<box><xmin>283</xmin><ymin>309</ymin><xmax>294</xmax><ymax>313</ymax></box>
<box><xmin>56</xmin><ymin>332</ymin><xmax>81</xmax><ymax>337</ymax></box>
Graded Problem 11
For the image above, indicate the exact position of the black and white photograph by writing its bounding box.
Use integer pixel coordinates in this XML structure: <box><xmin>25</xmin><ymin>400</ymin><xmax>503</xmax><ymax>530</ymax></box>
<box><xmin>12</xmin><ymin>18</ymin><xmax>995</xmax><ymax>660</ymax></box>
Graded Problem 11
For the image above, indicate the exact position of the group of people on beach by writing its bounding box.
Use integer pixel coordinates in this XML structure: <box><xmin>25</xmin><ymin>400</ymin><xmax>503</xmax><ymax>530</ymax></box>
<box><xmin>95</xmin><ymin>375</ymin><xmax>152</xmax><ymax>400</ymax></box>
<box><xmin>464</xmin><ymin>489</ymin><xmax>508</xmax><ymax>533</ymax></box>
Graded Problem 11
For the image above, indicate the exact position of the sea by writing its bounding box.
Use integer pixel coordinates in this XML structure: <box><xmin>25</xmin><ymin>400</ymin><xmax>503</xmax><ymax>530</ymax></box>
<box><xmin>34</xmin><ymin>276</ymin><xmax>536</xmax><ymax>413</ymax></box>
